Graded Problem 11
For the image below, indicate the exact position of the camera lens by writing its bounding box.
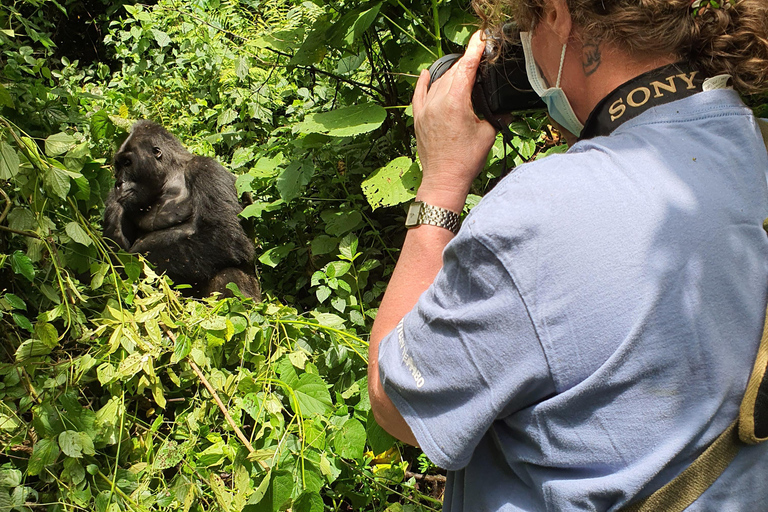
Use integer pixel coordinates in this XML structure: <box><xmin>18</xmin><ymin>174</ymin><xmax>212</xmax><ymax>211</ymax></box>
<box><xmin>427</xmin><ymin>54</ymin><xmax>463</xmax><ymax>89</ymax></box>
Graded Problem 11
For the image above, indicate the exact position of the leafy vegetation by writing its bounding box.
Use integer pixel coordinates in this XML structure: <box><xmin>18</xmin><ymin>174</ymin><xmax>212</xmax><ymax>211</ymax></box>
<box><xmin>1</xmin><ymin>0</ymin><xmax>731</xmax><ymax>510</ymax></box>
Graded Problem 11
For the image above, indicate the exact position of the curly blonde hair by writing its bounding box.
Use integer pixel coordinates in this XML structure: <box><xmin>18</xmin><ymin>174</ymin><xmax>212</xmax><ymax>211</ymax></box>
<box><xmin>472</xmin><ymin>0</ymin><xmax>768</xmax><ymax>94</ymax></box>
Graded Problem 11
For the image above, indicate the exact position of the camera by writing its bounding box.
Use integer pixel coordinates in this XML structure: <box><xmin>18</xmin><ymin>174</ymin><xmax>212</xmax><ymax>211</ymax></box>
<box><xmin>427</xmin><ymin>34</ymin><xmax>545</xmax><ymax>119</ymax></box>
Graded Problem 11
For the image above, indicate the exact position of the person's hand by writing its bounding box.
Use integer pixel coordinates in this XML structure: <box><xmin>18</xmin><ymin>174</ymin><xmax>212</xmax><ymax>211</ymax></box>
<box><xmin>412</xmin><ymin>31</ymin><xmax>498</xmax><ymax>212</ymax></box>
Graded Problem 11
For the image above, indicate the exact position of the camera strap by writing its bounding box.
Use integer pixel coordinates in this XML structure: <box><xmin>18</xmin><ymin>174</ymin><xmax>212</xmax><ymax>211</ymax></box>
<box><xmin>580</xmin><ymin>62</ymin><xmax>704</xmax><ymax>140</ymax></box>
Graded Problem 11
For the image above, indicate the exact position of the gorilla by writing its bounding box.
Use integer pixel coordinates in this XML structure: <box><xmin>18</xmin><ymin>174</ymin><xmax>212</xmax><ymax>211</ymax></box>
<box><xmin>103</xmin><ymin>120</ymin><xmax>261</xmax><ymax>300</ymax></box>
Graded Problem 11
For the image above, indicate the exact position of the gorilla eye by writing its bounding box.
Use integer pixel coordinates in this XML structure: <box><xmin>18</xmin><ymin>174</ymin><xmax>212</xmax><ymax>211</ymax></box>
<box><xmin>117</xmin><ymin>156</ymin><xmax>131</xmax><ymax>168</ymax></box>
<box><xmin>153</xmin><ymin>147</ymin><xmax>162</xmax><ymax>159</ymax></box>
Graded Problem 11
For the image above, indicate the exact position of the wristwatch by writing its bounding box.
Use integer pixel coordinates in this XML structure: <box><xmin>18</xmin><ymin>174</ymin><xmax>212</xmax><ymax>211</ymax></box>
<box><xmin>405</xmin><ymin>201</ymin><xmax>461</xmax><ymax>234</ymax></box>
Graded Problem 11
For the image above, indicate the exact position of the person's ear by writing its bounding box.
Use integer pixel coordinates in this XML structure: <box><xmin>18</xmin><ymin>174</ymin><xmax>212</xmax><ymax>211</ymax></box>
<box><xmin>542</xmin><ymin>0</ymin><xmax>573</xmax><ymax>45</ymax></box>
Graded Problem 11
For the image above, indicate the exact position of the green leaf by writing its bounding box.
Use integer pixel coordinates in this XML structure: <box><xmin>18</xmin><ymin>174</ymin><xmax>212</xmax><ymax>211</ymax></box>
<box><xmin>276</xmin><ymin>161</ymin><xmax>314</xmax><ymax>202</ymax></box>
<box><xmin>171</xmin><ymin>334</ymin><xmax>191</xmax><ymax>364</ymax></box>
<box><xmin>258</xmin><ymin>243</ymin><xmax>295</xmax><ymax>268</ymax></box>
<box><xmin>361</xmin><ymin>157</ymin><xmax>421</xmax><ymax>209</ymax></box>
<box><xmin>90</xmin><ymin>110</ymin><xmax>115</xmax><ymax>141</ymax></box>
<box><xmin>0</xmin><ymin>469</ymin><xmax>21</xmax><ymax>488</ymax></box>
<box><xmin>444</xmin><ymin>11</ymin><xmax>476</xmax><ymax>45</ymax></box>
<box><xmin>320</xmin><ymin>210</ymin><xmax>363</xmax><ymax>237</ymax></box>
<box><xmin>366</xmin><ymin>410</ymin><xmax>396</xmax><ymax>454</ymax></box>
<box><xmin>0</xmin><ymin>141</ymin><xmax>19</xmax><ymax>179</ymax></box>
<box><xmin>44</xmin><ymin>132</ymin><xmax>76</xmax><ymax>156</ymax></box>
<box><xmin>27</xmin><ymin>438</ymin><xmax>60</xmax><ymax>476</ymax></box>
<box><xmin>311</xmin><ymin>235</ymin><xmax>337</xmax><ymax>256</ymax></box>
<box><xmin>3</xmin><ymin>293</ymin><xmax>26</xmax><ymax>310</ymax></box>
<box><xmin>58</xmin><ymin>430</ymin><xmax>95</xmax><ymax>458</ymax></box>
<box><xmin>116</xmin><ymin>353</ymin><xmax>146</xmax><ymax>380</ymax></box>
<box><xmin>298</xmin><ymin>104</ymin><xmax>387</xmax><ymax>137</ymax></box>
<box><xmin>334</xmin><ymin>418</ymin><xmax>366</xmax><ymax>460</ymax></box>
<box><xmin>155</xmin><ymin>440</ymin><xmax>186</xmax><ymax>470</ymax></box>
<box><xmin>291</xmin><ymin>373</ymin><xmax>333</xmax><ymax>418</ymax></box>
<box><xmin>151</xmin><ymin>28</ymin><xmax>171</xmax><ymax>47</ymax></box>
<box><xmin>35</xmin><ymin>322</ymin><xmax>58</xmax><ymax>348</ymax></box>
<box><xmin>44</xmin><ymin>165</ymin><xmax>71</xmax><ymax>199</ymax></box>
<box><xmin>15</xmin><ymin>339</ymin><xmax>50</xmax><ymax>360</ymax></box>
<box><xmin>338</xmin><ymin>234</ymin><xmax>358</xmax><ymax>260</ymax></box>
<box><xmin>0</xmin><ymin>83</ymin><xmax>13</xmax><ymax>108</ymax></box>
<box><xmin>10</xmin><ymin>251</ymin><xmax>34</xmax><ymax>282</ymax></box>
<box><xmin>293</xmin><ymin>491</ymin><xmax>324</xmax><ymax>512</ymax></box>
<box><xmin>65</xmin><ymin>222</ymin><xmax>93</xmax><ymax>246</ymax></box>
<box><xmin>235</xmin><ymin>56</ymin><xmax>249</xmax><ymax>80</ymax></box>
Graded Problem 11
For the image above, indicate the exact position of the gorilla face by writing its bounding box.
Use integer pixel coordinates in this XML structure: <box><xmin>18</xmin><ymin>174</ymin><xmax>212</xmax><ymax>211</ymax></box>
<box><xmin>112</xmin><ymin>120</ymin><xmax>188</xmax><ymax>214</ymax></box>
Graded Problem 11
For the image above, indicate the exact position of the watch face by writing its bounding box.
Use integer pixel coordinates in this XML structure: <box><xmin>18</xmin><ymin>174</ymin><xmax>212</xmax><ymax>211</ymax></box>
<box><xmin>405</xmin><ymin>201</ymin><xmax>423</xmax><ymax>227</ymax></box>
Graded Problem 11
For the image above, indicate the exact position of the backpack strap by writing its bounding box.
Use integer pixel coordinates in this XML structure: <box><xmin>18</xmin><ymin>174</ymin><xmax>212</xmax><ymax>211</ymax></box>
<box><xmin>622</xmin><ymin>118</ymin><xmax>768</xmax><ymax>512</ymax></box>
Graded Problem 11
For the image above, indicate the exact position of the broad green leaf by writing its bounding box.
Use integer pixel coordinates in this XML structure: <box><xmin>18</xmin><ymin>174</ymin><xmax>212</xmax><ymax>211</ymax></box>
<box><xmin>210</xmin><ymin>474</ymin><xmax>232</xmax><ymax>510</ymax></box>
<box><xmin>201</xmin><ymin>316</ymin><xmax>227</xmax><ymax>330</ymax></box>
<box><xmin>0</xmin><ymin>469</ymin><xmax>21</xmax><ymax>488</ymax></box>
<box><xmin>361</xmin><ymin>157</ymin><xmax>421</xmax><ymax>209</ymax></box>
<box><xmin>3</xmin><ymin>293</ymin><xmax>25</xmax><ymax>310</ymax></box>
<box><xmin>0</xmin><ymin>141</ymin><xmax>19</xmax><ymax>179</ymax></box>
<box><xmin>171</xmin><ymin>334</ymin><xmax>191</xmax><ymax>364</ymax></box>
<box><xmin>0</xmin><ymin>83</ymin><xmax>13</xmax><ymax>108</ymax></box>
<box><xmin>231</xmin><ymin>147</ymin><xmax>254</xmax><ymax>169</ymax></box>
<box><xmin>537</xmin><ymin>144</ymin><xmax>569</xmax><ymax>159</ymax></box>
<box><xmin>276</xmin><ymin>161</ymin><xmax>314</xmax><ymax>202</ymax></box>
<box><xmin>334</xmin><ymin>418</ymin><xmax>366</xmax><ymax>460</ymax></box>
<box><xmin>444</xmin><ymin>11</ymin><xmax>476</xmax><ymax>45</ymax></box>
<box><xmin>65</xmin><ymin>222</ymin><xmax>92</xmax><ymax>246</ymax></box>
<box><xmin>311</xmin><ymin>312</ymin><xmax>345</xmax><ymax>329</ymax></box>
<box><xmin>10</xmin><ymin>251</ymin><xmax>34</xmax><ymax>282</ymax></box>
<box><xmin>63</xmin><ymin>457</ymin><xmax>85</xmax><ymax>485</ymax></box>
<box><xmin>367</xmin><ymin>410</ymin><xmax>396</xmax><ymax>454</ymax></box>
<box><xmin>44</xmin><ymin>165</ymin><xmax>71</xmax><ymax>199</ymax></box>
<box><xmin>154</xmin><ymin>440</ymin><xmax>186</xmax><ymax>470</ymax></box>
<box><xmin>320</xmin><ymin>210</ymin><xmax>363</xmax><ymax>236</ymax></box>
<box><xmin>235</xmin><ymin>56</ymin><xmax>249</xmax><ymax>80</ymax></box>
<box><xmin>151</xmin><ymin>28</ymin><xmax>171</xmax><ymax>47</ymax></box>
<box><xmin>240</xmin><ymin>199</ymin><xmax>285</xmax><ymax>220</ymax></box>
<box><xmin>27</xmin><ymin>439</ymin><xmax>59</xmax><ymax>476</ymax></box>
<box><xmin>298</xmin><ymin>104</ymin><xmax>387</xmax><ymax>138</ymax></box>
<box><xmin>291</xmin><ymin>373</ymin><xmax>333</xmax><ymax>418</ymax></box>
<box><xmin>311</xmin><ymin>235</ymin><xmax>337</xmax><ymax>256</ymax></box>
<box><xmin>59</xmin><ymin>430</ymin><xmax>95</xmax><ymax>458</ymax></box>
<box><xmin>44</xmin><ymin>132</ymin><xmax>76</xmax><ymax>156</ymax></box>
<box><xmin>338</xmin><ymin>233</ymin><xmax>358</xmax><ymax>260</ymax></box>
<box><xmin>90</xmin><ymin>110</ymin><xmax>115</xmax><ymax>141</ymax></box>
<box><xmin>15</xmin><ymin>339</ymin><xmax>50</xmax><ymax>360</ymax></box>
<box><xmin>116</xmin><ymin>353</ymin><xmax>146</xmax><ymax>380</ymax></box>
<box><xmin>293</xmin><ymin>491</ymin><xmax>324</xmax><ymax>512</ymax></box>
<box><xmin>289</xmin><ymin>21</ymin><xmax>330</xmax><ymax>66</ymax></box>
<box><xmin>35</xmin><ymin>322</ymin><xmax>58</xmax><ymax>348</ymax></box>
<box><xmin>258</xmin><ymin>243</ymin><xmax>295</xmax><ymax>268</ymax></box>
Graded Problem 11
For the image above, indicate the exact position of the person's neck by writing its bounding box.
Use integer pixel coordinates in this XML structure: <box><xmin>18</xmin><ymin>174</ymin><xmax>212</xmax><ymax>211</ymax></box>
<box><xmin>563</xmin><ymin>42</ymin><xmax>679</xmax><ymax>125</ymax></box>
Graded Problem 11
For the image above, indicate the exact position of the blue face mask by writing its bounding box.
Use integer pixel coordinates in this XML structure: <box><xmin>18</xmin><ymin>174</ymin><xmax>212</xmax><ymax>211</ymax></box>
<box><xmin>520</xmin><ymin>31</ymin><xmax>584</xmax><ymax>137</ymax></box>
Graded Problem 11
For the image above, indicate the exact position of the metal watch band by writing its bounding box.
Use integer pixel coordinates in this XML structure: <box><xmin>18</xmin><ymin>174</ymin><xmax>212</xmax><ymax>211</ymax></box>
<box><xmin>405</xmin><ymin>201</ymin><xmax>461</xmax><ymax>235</ymax></box>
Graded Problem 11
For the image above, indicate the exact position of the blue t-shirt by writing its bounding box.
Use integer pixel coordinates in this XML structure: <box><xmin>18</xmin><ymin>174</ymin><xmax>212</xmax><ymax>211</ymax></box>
<box><xmin>377</xmin><ymin>89</ymin><xmax>768</xmax><ymax>511</ymax></box>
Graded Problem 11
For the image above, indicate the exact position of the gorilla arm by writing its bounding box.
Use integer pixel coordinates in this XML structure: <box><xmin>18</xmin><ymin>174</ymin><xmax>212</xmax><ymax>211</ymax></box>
<box><xmin>130</xmin><ymin>222</ymin><xmax>196</xmax><ymax>254</ymax></box>
<box><xmin>136</xmin><ymin>172</ymin><xmax>193</xmax><ymax>232</ymax></box>
<box><xmin>103</xmin><ymin>191</ymin><xmax>135</xmax><ymax>250</ymax></box>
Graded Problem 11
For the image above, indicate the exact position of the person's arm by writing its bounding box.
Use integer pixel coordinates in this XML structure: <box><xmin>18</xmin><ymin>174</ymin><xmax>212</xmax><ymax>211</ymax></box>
<box><xmin>368</xmin><ymin>31</ymin><xmax>498</xmax><ymax>445</ymax></box>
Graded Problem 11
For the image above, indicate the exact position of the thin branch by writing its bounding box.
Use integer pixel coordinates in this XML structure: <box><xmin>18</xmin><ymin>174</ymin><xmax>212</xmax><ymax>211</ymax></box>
<box><xmin>161</xmin><ymin>324</ymin><xmax>270</xmax><ymax>470</ymax></box>
<box><xmin>405</xmin><ymin>471</ymin><xmax>447</xmax><ymax>484</ymax></box>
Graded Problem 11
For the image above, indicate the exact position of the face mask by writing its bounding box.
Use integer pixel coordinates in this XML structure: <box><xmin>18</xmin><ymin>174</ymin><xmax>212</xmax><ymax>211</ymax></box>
<box><xmin>520</xmin><ymin>31</ymin><xmax>584</xmax><ymax>137</ymax></box>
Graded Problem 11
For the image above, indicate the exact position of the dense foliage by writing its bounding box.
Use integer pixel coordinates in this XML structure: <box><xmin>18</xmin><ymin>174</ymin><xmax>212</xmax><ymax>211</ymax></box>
<box><xmin>0</xmin><ymin>0</ymin><xmax>710</xmax><ymax>510</ymax></box>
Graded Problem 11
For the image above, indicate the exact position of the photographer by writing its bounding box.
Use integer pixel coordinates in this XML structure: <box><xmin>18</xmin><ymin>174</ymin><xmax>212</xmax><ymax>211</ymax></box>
<box><xmin>368</xmin><ymin>0</ymin><xmax>768</xmax><ymax>510</ymax></box>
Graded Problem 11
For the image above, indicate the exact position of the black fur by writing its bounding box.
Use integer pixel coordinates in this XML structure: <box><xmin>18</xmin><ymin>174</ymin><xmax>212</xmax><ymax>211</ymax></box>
<box><xmin>103</xmin><ymin>120</ymin><xmax>261</xmax><ymax>300</ymax></box>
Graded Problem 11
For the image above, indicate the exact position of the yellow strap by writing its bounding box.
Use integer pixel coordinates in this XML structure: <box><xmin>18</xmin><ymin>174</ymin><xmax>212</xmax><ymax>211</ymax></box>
<box><xmin>739</xmin><ymin>302</ymin><xmax>768</xmax><ymax>444</ymax></box>
<box><xmin>622</xmin><ymin>421</ymin><xmax>741</xmax><ymax>512</ymax></box>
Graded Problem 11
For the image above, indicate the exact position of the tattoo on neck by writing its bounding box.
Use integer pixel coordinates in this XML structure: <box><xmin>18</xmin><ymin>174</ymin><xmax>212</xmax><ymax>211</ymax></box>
<box><xmin>582</xmin><ymin>43</ymin><xmax>601</xmax><ymax>76</ymax></box>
